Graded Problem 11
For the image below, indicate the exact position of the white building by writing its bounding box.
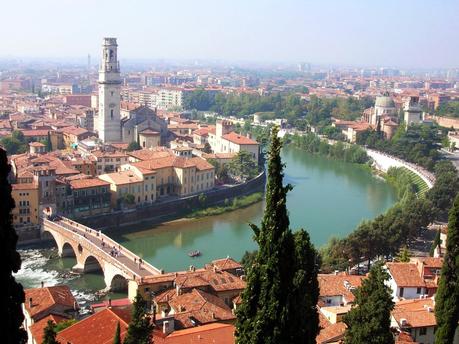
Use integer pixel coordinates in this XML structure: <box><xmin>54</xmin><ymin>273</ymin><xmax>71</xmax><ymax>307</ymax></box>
<box><xmin>207</xmin><ymin>120</ymin><xmax>259</xmax><ymax>162</ymax></box>
<box><xmin>403</xmin><ymin>96</ymin><xmax>423</xmax><ymax>126</ymax></box>
<box><xmin>97</xmin><ymin>37</ymin><xmax>122</xmax><ymax>143</ymax></box>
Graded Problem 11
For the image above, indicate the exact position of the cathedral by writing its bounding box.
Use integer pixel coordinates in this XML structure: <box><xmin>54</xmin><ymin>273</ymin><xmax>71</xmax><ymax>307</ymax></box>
<box><xmin>96</xmin><ymin>37</ymin><xmax>167</xmax><ymax>146</ymax></box>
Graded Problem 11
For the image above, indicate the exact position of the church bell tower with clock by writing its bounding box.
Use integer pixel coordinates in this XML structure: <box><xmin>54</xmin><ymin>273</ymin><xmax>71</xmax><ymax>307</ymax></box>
<box><xmin>97</xmin><ymin>37</ymin><xmax>121</xmax><ymax>143</ymax></box>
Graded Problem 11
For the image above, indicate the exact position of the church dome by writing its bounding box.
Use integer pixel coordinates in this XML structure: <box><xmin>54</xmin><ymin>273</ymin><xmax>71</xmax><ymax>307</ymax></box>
<box><xmin>375</xmin><ymin>96</ymin><xmax>395</xmax><ymax>108</ymax></box>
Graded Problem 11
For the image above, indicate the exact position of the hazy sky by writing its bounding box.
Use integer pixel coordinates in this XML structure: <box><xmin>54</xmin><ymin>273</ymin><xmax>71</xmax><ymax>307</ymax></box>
<box><xmin>1</xmin><ymin>0</ymin><xmax>458</xmax><ymax>68</ymax></box>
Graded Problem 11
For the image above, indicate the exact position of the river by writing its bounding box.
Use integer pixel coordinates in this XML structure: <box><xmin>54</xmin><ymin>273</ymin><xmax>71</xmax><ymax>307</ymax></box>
<box><xmin>15</xmin><ymin>146</ymin><xmax>397</xmax><ymax>303</ymax></box>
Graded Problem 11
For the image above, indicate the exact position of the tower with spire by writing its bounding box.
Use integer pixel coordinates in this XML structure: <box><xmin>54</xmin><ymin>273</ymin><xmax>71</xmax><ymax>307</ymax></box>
<box><xmin>97</xmin><ymin>37</ymin><xmax>121</xmax><ymax>143</ymax></box>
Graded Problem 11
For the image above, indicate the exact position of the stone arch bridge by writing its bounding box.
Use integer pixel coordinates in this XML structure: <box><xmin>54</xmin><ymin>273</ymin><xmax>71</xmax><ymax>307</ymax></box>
<box><xmin>42</xmin><ymin>217</ymin><xmax>161</xmax><ymax>291</ymax></box>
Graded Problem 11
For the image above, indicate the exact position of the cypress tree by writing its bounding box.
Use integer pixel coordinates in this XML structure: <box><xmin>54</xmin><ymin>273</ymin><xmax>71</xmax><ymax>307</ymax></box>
<box><xmin>435</xmin><ymin>194</ymin><xmax>459</xmax><ymax>343</ymax></box>
<box><xmin>46</xmin><ymin>132</ymin><xmax>52</xmax><ymax>152</ymax></box>
<box><xmin>113</xmin><ymin>321</ymin><xmax>121</xmax><ymax>344</ymax></box>
<box><xmin>235</xmin><ymin>126</ymin><xmax>319</xmax><ymax>344</ymax></box>
<box><xmin>343</xmin><ymin>262</ymin><xmax>394</xmax><ymax>344</ymax></box>
<box><xmin>123</xmin><ymin>293</ymin><xmax>153</xmax><ymax>344</ymax></box>
<box><xmin>0</xmin><ymin>148</ymin><xmax>27</xmax><ymax>343</ymax></box>
<box><xmin>42</xmin><ymin>320</ymin><xmax>60</xmax><ymax>344</ymax></box>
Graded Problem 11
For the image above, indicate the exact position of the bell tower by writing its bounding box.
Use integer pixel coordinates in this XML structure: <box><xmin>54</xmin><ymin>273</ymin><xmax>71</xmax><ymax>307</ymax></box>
<box><xmin>97</xmin><ymin>37</ymin><xmax>121</xmax><ymax>143</ymax></box>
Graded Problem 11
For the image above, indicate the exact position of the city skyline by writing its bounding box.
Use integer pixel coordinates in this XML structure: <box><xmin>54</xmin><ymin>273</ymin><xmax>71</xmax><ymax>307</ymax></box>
<box><xmin>1</xmin><ymin>0</ymin><xmax>458</xmax><ymax>69</ymax></box>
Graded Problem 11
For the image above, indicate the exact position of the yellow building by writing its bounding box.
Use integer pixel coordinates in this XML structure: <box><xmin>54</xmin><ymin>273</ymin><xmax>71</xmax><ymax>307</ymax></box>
<box><xmin>99</xmin><ymin>167</ymin><xmax>157</xmax><ymax>208</ymax></box>
<box><xmin>11</xmin><ymin>183</ymin><xmax>40</xmax><ymax>226</ymax></box>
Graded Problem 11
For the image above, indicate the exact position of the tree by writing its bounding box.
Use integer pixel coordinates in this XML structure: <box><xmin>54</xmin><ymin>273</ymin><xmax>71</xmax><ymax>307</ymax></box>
<box><xmin>0</xmin><ymin>148</ymin><xmax>27</xmax><ymax>343</ymax></box>
<box><xmin>113</xmin><ymin>321</ymin><xmax>121</xmax><ymax>344</ymax></box>
<box><xmin>127</xmin><ymin>141</ymin><xmax>141</xmax><ymax>152</ymax></box>
<box><xmin>123</xmin><ymin>293</ymin><xmax>153</xmax><ymax>344</ymax></box>
<box><xmin>42</xmin><ymin>320</ymin><xmax>60</xmax><ymax>344</ymax></box>
<box><xmin>435</xmin><ymin>194</ymin><xmax>459</xmax><ymax>343</ymax></box>
<box><xmin>235</xmin><ymin>126</ymin><xmax>319</xmax><ymax>344</ymax></box>
<box><xmin>228</xmin><ymin>150</ymin><xmax>258</xmax><ymax>181</ymax></box>
<box><xmin>46</xmin><ymin>132</ymin><xmax>52</xmax><ymax>152</ymax></box>
<box><xmin>202</xmin><ymin>142</ymin><xmax>212</xmax><ymax>153</ymax></box>
<box><xmin>344</xmin><ymin>262</ymin><xmax>394</xmax><ymax>344</ymax></box>
<box><xmin>397</xmin><ymin>246</ymin><xmax>410</xmax><ymax>262</ymax></box>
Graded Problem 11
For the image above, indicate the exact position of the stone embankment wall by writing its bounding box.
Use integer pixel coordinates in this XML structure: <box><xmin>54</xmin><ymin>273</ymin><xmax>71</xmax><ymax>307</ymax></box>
<box><xmin>72</xmin><ymin>171</ymin><xmax>266</xmax><ymax>231</ymax></box>
<box><xmin>365</xmin><ymin>149</ymin><xmax>436</xmax><ymax>188</ymax></box>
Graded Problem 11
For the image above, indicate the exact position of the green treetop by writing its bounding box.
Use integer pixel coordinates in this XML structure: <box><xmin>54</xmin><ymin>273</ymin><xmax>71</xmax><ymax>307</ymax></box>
<box><xmin>42</xmin><ymin>320</ymin><xmax>60</xmax><ymax>344</ymax></box>
<box><xmin>435</xmin><ymin>194</ymin><xmax>459</xmax><ymax>343</ymax></box>
<box><xmin>343</xmin><ymin>262</ymin><xmax>394</xmax><ymax>344</ymax></box>
<box><xmin>113</xmin><ymin>321</ymin><xmax>121</xmax><ymax>344</ymax></box>
<box><xmin>123</xmin><ymin>293</ymin><xmax>153</xmax><ymax>344</ymax></box>
<box><xmin>0</xmin><ymin>148</ymin><xmax>27</xmax><ymax>343</ymax></box>
<box><xmin>235</xmin><ymin>126</ymin><xmax>319</xmax><ymax>344</ymax></box>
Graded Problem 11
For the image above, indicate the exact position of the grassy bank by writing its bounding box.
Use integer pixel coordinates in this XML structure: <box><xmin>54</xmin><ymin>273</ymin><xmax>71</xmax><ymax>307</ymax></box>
<box><xmin>186</xmin><ymin>192</ymin><xmax>264</xmax><ymax>218</ymax></box>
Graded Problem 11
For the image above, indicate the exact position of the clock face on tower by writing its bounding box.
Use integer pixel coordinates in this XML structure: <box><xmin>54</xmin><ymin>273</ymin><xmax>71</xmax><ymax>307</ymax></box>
<box><xmin>109</xmin><ymin>103</ymin><xmax>116</xmax><ymax>108</ymax></box>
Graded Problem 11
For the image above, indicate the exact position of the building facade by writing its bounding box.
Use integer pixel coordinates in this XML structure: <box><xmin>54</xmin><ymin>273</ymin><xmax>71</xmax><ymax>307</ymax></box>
<box><xmin>97</xmin><ymin>38</ymin><xmax>122</xmax><ymax>143</ymax></box>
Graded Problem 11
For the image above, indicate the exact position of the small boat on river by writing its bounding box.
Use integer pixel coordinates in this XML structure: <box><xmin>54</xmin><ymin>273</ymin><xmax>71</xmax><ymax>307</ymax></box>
<box><xmin>188</xmin><ymin>250</ymin><xmax>201</xmax><ymax>257</ymax></box>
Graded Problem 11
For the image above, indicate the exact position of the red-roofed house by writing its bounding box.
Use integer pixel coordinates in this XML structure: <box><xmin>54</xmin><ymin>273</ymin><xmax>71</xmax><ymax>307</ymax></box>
<box><xmin>208</xmin><ymin>120</ymin><xmax>259</xmax><ymax>163</ymax></box>
<box><xmin>23</xmin><ymin>285</ymin><xmax>78</xmax><ymax>344</ymax></box>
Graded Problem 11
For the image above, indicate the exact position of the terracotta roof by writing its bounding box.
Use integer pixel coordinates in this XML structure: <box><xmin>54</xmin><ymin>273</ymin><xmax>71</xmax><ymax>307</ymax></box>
<box><xmin>29</xmin><ymin>141</ymin><xmax>45</xmax><ymax>147</ymax></box>
<box><xmin>392</xmin><ymin>298</ymin><xmax>436</xmax><ymax>328</ymax></box>
<box><xmin>167</xmin><ymin>289</ymin><xmax>235</xmax><ymax>328</ymax></box>
<box><xmin>209</xmin><ymin>257</ymin><xmax>242</xmax><ymax>271</ymax></box>
<box><xmin>193</xmin><ymin>128</ymin><xmax>210</xmax><ymax>137</ymax></box>
<box><xmin>30</xmin><ymin>314</ymin><xmax>67</xmax><ymax>344</ymax></box>
<box><xmin>24</xmin><ymin>285</ymin><xmax>76</xmax><ymax>321</ymax></box>
<box><xmin>99</xmin><ymin>170</ymin><xmax>143</xmax><ymax>185</ymax></box>
<box><xmin>22</xmin><ymin>129</ymin><xmax>49</xmax><ymax>137</ymax></box>
<box><xmin>127</xmin><ymin>148</ymin><xmax>173</xmax><ymax>161</ymax></box>
<box><xmin>69</xmin><ymin>178</ymin><xmax>110</xmax><ymax>189</ymax></box>
<box><xmin>222</xmin><ymin>132</ymin><xmax>258</xmax><ymax>145</ymax></box>
<box><xmin>139</xmin><ymin>128</ymin><xmax>160</xmax><ymax>135</ymax></box>
<box><xmin>316</xmin><ymin>313</ymin><xmax>346</xmax><ymax>344</ymax></box>
<box><xmin>412</xmin><ymin>257</ymin><xmax>443</xmax><ymax>269</ymax></box>
<box><xmin>318</xmin><ymin>274</ymin><xmax>365</xmax><ymax>304</ymax></box>
<box><xmin>57</xmin><ymin>308</ymin><xmax>130</xmax><ymax>344</ymax></box>
<box><xmin>60</xmin><ymin>126</ymin><xmax>89</xmax><ymax>136</ymax></box>
<box><xmin>12</xmin><ymin>182</ymin><xmax>38</xmax><ymax>190</ymax></box>
<box><xmin>386</xmin><ymin>263</ymin><xmax>425</xmax><ymax>287</ymax></box>
<box><xmin>157</xmin><ymin>323</ymin><xmax>235</xmax><ymax>344</ymax></box>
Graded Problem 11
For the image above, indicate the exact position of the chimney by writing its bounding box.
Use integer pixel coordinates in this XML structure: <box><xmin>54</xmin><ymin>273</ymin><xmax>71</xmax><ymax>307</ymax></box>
<box><xmin>108</xmin><ymin>298</ymin><xmax>112</xmax><ymax>308</ymax></box>
<box><xmin>29</xmin><ymin>297</ymin><xmax>33</xmax><ymax>308</ymax></box>
<box><xmin>162</xmin><ymin>320</ymin><xmax>174</xmax><ymax>335</ymax></box>
<box><xmin>41</xmin><ymin>281</ymin><xmax>44</xmax><ymax>288</ymax></box>
<box><xmin>211</xmin><ymin>312</ymin><xmax>216</xmax><ymax>319</ymax></box>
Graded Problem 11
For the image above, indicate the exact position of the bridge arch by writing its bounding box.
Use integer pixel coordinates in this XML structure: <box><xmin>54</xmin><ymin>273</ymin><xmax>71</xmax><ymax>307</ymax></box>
<box><xmin>83</xmin><ymin>255</ymin><xmax>104</xmax><ymax>273</ymax></box>
<box><xmin>61</xmin><ymin>242</ymin><xmax>76</xmax><ymax>258</ymax></box>
<box><xmin>109</xmin><ymin>274</ymin><xmax>129</xmax><ymax>292</ymax></box>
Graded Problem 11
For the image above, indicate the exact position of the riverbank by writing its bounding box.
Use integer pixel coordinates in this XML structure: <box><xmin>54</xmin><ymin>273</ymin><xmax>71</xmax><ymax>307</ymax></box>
<box><xmin>186</xmin><ymin>192</ymin><xmax>264</xmax><ymax>218</ymax></box>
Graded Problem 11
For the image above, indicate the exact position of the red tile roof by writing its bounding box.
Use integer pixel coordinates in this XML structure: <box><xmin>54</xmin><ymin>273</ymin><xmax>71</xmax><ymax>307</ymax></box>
<box><xmin>392</xmin><ymin>298</ymin><xmax>436</xmax><ymax>328</ymax></box>
<box><xmin>30</xmin><ymin>314</ymin><xmax>67</xmax><ymax>344</ymax></box>
<box><xmin>386</xmin><ymin>263</ymin><xmax>426</xmax><ymax>287</ymax></box>
<box><xmin>24</xmin><ymin>286</ymin><xmax>76</xmax><ymax>321</ymax></box>
<box><xmin>222</xmin><ymin>132</ymin><xmax>258</xmax><ymax>145</ymax></box>
<box><xmin>57</xmin><ymin>308</ymin><xmax>131</xmax><ymax>344</ymax></box>
<box><xmin>155</xmin><ymin>323</ymin><xmax>235</xmax><ymax>344</ymax></box>
<box><xmin>69</xmin><ymin>178</ymin><xmax>110</xmax><ymax>190</ymax></box>
<box><xmin>318</xmin><ymin>274</ymin><xmax>365</xmax><ymax>304</ymax></box>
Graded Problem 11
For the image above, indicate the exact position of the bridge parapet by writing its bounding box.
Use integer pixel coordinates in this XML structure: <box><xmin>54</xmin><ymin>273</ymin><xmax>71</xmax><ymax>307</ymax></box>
<box><xmin>58</xmin><ymin>217</ymin><xmax>161</xmax><ymax>275</ymax></box>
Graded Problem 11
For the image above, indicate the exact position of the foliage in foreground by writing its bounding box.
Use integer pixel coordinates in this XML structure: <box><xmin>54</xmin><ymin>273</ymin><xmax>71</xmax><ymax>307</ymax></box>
<box><xmin>343</xmin><ymin>262</ymin><xmax>394</xmax><ymax>344</ymax></box>
<box><xmin>435</xmin><ymin>194</ymin><xmax>459</xmax><ymax>343</ymax></box>
<box><xmin>236</xmin><ymin>127</ymin><xmax>319</xmax><ymax>344</ymax></box>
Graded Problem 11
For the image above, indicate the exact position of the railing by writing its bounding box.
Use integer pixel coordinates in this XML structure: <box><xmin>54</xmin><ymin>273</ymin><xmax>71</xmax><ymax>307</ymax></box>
<box><xmin>58</xmin><ymin>217</ymin><xmax>161</xmax><ymax>275</ymax></box>
<box><xmin>365</xmin><ymin>148</ymin><xmax>436</xmax><ymax>188</ymax></box>
<box><xmin>43</xmin><ymin>218</ymin><xmax>156</xmax><ymax>280</ymax></box>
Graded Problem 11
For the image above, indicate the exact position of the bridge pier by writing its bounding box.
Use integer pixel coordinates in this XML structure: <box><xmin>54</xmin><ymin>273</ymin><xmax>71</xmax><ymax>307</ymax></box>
<box><xmin>72</xmin><ymin>263</ymin><xmax>85</xmax><ymax>273</ymax></box>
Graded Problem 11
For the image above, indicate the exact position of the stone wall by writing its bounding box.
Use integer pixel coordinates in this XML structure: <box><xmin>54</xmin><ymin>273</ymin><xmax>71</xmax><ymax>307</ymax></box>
<box><xmin>73</xmin><ymin>171</ymin><xmax>266</xmax><ymax>231</ymax></box>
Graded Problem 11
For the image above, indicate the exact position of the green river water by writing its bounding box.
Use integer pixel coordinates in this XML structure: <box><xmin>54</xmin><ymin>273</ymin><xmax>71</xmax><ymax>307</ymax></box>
<box><xmin>16</xmin><ymin>146</ymin><xmax>397</xmax><ymax>303</ymax></box>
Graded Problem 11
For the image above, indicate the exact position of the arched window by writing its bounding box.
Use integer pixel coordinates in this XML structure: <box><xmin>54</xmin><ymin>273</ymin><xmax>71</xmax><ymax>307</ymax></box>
<box><xmin>110</xmin><ymin>109</ymin><xmax>114</xmax><ymax>119</ymax></box>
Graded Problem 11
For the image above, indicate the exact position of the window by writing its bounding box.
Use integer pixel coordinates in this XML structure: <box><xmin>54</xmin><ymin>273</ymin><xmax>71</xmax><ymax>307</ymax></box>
<box><xmin>399</xmin><ymin>287</ymin><xmax>404</xmax><ymax>298</ymax></box>
<box><xmin>419</xmin><ymin>327</ymin><xmax>427</xmax><ymax>336</ymax></box>
<box><xmin>417</xmin><ymin>287</ymin><xmax>422</xmax><ymax>294</ymax></box>
<box><xmin>111</xmin><ymin>109</ymin><xmax>114</xmax><ymax>119</ymax></box>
